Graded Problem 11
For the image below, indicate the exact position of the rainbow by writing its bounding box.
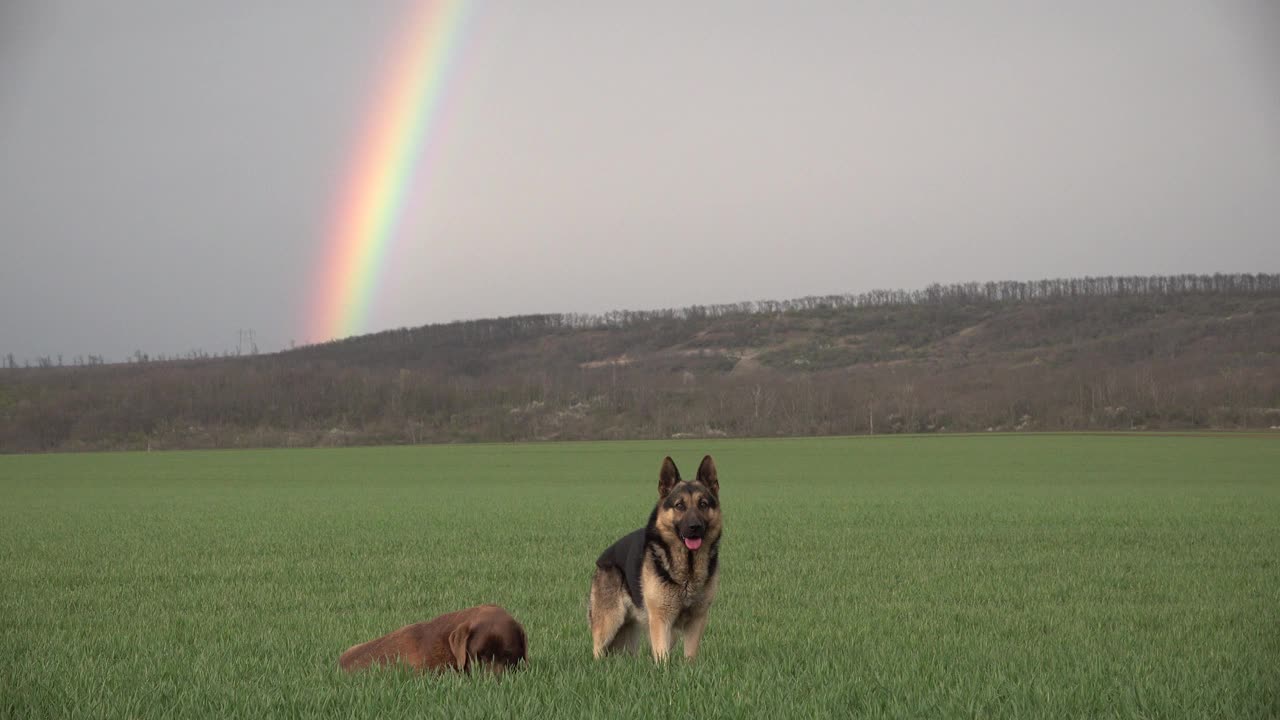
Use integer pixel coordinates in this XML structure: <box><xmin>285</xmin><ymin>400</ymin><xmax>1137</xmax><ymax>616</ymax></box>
<box><xmin>308</xmin><ymin>0</ymin><xmax>469</xmax><ymax>343</ymax></box>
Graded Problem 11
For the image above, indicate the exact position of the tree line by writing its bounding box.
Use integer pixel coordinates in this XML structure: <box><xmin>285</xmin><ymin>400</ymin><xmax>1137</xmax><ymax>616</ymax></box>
<box><xmin>1</xmin><ymin>273</ymin><xmax>1277</xmax><ymax>452</ymax></box>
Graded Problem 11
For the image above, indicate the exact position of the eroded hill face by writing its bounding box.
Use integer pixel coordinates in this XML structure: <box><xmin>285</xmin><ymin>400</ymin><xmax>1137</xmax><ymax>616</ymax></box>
<box><xmin>3</xmin><ymin>279</ymin><xmax>1279</xmax><ymax>451</ymax></box>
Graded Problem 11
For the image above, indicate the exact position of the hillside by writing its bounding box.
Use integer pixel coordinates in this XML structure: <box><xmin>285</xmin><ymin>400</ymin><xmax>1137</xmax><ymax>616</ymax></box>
<box><xmin>2</xmin><ymin>274</ymin><xmax>1279</xmax><ymax>452</ymax></box>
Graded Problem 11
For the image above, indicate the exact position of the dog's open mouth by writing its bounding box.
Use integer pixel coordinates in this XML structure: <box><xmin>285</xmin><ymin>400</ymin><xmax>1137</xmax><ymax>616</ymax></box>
<box><xmin>682</xmin><ymin>537</ymin><xmax>703</xmax><ymax>551</ymax></box>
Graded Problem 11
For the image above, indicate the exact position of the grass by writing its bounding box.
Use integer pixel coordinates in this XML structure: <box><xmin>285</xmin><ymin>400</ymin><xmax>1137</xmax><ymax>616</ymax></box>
<box><xmin>1</xmin><ymin>435</ymin><xmax>1278</xmax><ymax>718</ymax></box>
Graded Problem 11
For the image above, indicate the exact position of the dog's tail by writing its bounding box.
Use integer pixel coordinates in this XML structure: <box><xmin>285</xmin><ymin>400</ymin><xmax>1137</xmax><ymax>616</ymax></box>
<box><xmin>585</xmin><ymin>567</ymin><xmax>599</xmax><ymax>625</ymax></box>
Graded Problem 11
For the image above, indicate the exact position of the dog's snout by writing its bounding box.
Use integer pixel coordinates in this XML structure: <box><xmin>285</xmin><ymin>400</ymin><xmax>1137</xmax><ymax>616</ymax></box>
<box><xmin>684</xmin><ymin>521</ymin><xmax>705</xmax><ymax>537</ymax></box>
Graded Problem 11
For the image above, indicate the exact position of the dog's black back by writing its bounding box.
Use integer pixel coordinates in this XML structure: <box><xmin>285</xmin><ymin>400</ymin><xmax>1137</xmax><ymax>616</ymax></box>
<box><xmin>595</xmin><ymin>527</ymin><xmax>646</xmax><ymax>608</ymax></box>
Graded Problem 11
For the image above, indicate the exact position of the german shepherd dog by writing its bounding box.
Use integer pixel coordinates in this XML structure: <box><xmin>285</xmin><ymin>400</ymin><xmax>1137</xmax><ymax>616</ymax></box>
<box><xmin>589</xmin><ymin>455</ymin><xmax>722</xmax><ymax>662</ymax></box>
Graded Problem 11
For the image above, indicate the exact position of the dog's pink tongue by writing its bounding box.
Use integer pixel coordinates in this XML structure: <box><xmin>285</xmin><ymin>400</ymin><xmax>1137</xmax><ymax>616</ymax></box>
<box><xmin>683</xmin><ymin>537</ymin><xmax>703</xmax><ymax>551</ymax></box>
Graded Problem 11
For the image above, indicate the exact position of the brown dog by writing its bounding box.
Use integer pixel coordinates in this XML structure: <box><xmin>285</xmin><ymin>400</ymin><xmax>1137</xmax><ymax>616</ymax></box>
<box><xmin>339</xmin><ymin>605</ymin><xmax>528</xmax><ymax>673</ymax></box>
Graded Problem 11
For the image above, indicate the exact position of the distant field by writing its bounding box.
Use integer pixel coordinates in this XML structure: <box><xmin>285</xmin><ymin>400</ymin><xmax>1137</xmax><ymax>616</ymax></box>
<box><xmin>1</xmin><ymin>436</ymin><xmax>1277</xmax><ymax>719</ymax></box>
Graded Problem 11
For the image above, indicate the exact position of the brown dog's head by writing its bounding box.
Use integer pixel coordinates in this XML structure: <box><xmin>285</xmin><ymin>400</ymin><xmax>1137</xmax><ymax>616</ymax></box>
<box><xmin>447</xmin><ymin>605</ymin><xmax>528</xmax><ymax>674</ymax></box>
<box><xmin>655</xmin><ymin>455</ymin><xmax>722</xmax><ymax>551</ymax></box>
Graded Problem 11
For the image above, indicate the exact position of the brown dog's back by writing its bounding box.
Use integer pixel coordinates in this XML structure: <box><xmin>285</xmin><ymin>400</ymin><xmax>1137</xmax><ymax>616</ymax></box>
<box><xmin>339</xmin><ymin>605</ymin><xmax>526</xmax><ymax>673</ymax></box>
<box><xmin>339</xmin><ymin>620</ymin><xmax>451</xmax><ymax>672</ymax></box>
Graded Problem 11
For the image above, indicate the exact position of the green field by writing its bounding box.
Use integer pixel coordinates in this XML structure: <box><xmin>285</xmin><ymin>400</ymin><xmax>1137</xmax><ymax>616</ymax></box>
<box><xmin>1</xmin><ymin>436</ymin><xmax>1277</xmax><ymax>718</ymax></box>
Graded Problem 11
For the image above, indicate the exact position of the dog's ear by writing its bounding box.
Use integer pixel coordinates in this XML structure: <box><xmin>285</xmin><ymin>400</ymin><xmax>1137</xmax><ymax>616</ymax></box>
<box><xmin>447</xmin><ymin>622</ymin><xmax>472</xmax><ymax>670</ymax></box>
<box><xmin>696</xmin><ymin>455</ymin><xmax>719</xmax><ymax>497</ymax></box>
<box><xmin>658</xmin><ymin>456</ymin><xmax>682</xmax><ymax>498</ymax></box>
<box><xmin>516</xmin><ymin>624</ymin><xmax>529</xmax><ymax>664</ymax></box>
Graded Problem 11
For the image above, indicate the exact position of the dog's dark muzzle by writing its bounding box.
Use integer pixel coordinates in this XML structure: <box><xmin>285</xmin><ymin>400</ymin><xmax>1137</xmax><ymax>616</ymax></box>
<box><xmin>679</xmin><ymin>520</ymin><xmax>705</xmax><ymax>541</ymax></box>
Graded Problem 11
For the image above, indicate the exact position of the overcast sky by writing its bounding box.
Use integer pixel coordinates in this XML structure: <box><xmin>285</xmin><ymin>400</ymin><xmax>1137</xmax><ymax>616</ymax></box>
<box><xmin>2</xmin><ymin>1</ymin><xmax>1278</xmax><ymax>361</ymax></box>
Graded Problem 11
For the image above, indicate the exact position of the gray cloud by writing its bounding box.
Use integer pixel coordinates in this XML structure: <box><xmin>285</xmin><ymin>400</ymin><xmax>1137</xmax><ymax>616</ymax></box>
<box><xmin>2</xmin><ymin>0</ymin><xmax>1278</xmax><ymax>361</ymax></box>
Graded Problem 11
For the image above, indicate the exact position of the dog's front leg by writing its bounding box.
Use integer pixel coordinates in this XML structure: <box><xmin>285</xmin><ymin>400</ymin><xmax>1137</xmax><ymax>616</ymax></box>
<box><xmin>681</xmin><ymin>608</ymin><xmax>710</xmax><ymax>660</ymax></box>
<box><xmin>646</xmin><ymin>608</ymin><xmax>676</xmax><ymax>662</ymax></box>
<box><xmin>683</xmin><ymin>576</ymin><xmax>717</xmax><ymax>660</ymax></box>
